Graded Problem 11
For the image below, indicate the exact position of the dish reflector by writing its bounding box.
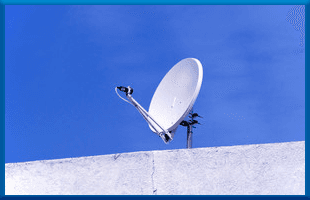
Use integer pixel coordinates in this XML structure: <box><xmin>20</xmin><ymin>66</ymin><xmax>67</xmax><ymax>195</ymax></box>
<box><xmin>148</xmin><ymin>58</ymin><xmax>203</xmax><ymax>138</ymax></box>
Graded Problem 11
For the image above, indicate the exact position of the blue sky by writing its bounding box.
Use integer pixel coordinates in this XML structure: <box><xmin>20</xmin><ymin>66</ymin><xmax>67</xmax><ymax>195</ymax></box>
<box><xmin>5</xmin><ymin>5</ymin><xmax>305</xmax><ymax>163</ymax></box>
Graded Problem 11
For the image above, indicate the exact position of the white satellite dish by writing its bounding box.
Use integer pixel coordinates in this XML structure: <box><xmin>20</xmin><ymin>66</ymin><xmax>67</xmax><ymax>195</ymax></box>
<box><xmin>115</xmin><ymin>58</ymin><xmax>203</xmax><ymax>148</ymax></box>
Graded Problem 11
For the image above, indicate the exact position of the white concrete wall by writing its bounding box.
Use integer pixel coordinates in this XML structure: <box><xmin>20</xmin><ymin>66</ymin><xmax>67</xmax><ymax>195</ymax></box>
<box><xmin>5</xmin><ymin>141</ymin><xmax>305</xmax><ymax>195</ymax></box>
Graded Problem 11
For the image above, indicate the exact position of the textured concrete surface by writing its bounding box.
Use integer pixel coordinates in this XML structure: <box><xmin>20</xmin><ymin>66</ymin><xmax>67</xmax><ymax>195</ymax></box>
<box><xmin>5</xmin><ymin>141</ymin><xmax>304</xmax><ymax>195</ymax></box>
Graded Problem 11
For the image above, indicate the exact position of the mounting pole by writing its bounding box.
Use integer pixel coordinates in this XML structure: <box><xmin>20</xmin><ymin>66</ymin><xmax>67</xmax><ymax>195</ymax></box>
<box><xmin>180</xmin><ymin>109</ymin><xmax>202</xmax><ymax>149</ymax></box>
<box><xmin>186</xmin><ymin>124</ymin><xmax>193</xmax><ymax>149</ymax></box>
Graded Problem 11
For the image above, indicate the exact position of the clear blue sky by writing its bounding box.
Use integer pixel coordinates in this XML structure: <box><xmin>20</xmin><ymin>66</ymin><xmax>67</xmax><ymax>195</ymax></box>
<box><xmin>5</xmin><ymin>5</ymin><xmax>305</xmax><ymax>163</ymax></box>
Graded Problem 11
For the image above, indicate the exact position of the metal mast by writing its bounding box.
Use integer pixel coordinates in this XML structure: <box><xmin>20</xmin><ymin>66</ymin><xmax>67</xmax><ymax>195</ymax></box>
<box><xmin>180</xmin><ymin>110</ymin><xmax>202</xmax><ymax>149</ymax></box>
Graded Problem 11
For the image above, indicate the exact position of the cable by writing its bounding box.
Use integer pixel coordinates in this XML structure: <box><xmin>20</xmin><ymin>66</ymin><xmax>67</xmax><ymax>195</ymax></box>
<box><xmin>115</xmin><ymin>87</ymin><xmax>133</xmax><ymax>105</ymax></box>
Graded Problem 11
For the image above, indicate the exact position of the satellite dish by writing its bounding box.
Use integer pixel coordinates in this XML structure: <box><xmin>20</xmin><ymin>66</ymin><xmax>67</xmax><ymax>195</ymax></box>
<box><xmin>148</xmin><ymin>58</ymin><xmax>203</xmax><ymax>138</ymax></box>
<box><xmin>115</xmin><ymin>58</ymin><xmax>203</xmax><ymax>148</ymax></box>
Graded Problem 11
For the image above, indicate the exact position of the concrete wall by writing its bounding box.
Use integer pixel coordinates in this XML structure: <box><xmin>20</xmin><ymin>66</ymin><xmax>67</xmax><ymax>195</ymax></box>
<box><xmin>5</xmin><ymin>141</ymin><xmax>305</xmax><ymax>195</ymax></box>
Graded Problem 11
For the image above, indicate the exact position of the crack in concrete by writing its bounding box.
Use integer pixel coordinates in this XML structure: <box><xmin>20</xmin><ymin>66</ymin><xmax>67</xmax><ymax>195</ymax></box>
<box><xmin>151</xmin><ymin>152</ymin><xmax>157</xmax><ymax>195</ymax></box>
<box><xmin>113</xmin><ymin>154</ymin><xmax>121</xmax><ymax>161</ymax></box>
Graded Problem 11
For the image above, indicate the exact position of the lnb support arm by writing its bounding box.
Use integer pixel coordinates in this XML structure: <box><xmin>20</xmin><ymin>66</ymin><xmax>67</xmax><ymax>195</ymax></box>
<box><xmin>117</xmin><ymin>86</ymin><xmax>172</xmax><ymax>143</ymax></box>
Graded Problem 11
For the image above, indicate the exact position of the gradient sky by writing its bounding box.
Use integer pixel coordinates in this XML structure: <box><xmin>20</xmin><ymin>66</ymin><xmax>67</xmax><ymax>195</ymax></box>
<box><xmin>5</xmin><ymin>5</ymin><xmax>305</xmax><ymax>163</ymax></box>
